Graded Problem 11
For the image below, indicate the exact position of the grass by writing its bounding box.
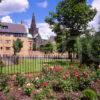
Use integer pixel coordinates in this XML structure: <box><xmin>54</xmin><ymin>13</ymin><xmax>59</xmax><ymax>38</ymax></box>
<box><xmin>1</xmin><ymin>58</ymin><xmax>79</xmax><ymax>74</ymax></box>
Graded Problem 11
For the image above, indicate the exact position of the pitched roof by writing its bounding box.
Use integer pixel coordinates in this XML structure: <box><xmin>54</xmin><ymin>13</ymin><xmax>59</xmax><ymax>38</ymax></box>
<box><xmin>0</xmin><ymin>22</ymin><xmax>27</xmax><ymax>34</ymax></box>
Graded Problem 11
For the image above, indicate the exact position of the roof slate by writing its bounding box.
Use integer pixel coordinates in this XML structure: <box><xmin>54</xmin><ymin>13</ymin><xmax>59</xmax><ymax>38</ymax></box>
<box><xmin>0</xmin><ymin>22</ymin><xmax>27</xmax><ymax>34</ymax></box>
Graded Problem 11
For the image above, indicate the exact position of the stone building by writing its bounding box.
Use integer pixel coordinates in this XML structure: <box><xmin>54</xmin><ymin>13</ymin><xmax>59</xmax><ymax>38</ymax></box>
<box><xmin>0</xmin><ymin>22</ymin><xmax>33</xmax><ymax>57</ymax></box>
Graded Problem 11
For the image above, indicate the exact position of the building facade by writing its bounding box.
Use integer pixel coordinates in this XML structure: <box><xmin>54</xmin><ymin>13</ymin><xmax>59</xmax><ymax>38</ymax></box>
<box><xmin>0</xmin><ymin>22</ymin><xmax>33</xmax><ymax>57</ymax></box>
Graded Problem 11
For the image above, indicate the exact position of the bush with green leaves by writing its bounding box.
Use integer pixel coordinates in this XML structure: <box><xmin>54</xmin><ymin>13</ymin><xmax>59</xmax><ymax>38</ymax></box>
<box><xmin>0</xmin><ymin>59</ymin><xmax>4</xmax><ymax>74</ymax></box>
<box><xmin>23</xmin><ymin>82</ymin><xmax>34</xmax><ymax>96</ymax></box>
<box><xmin>0</xmin><ymin>75</ymin><xmax>8</xmax><ymax>91</ymax></box>
<box><xmin>15</xmin><ymin>74</ymin><xmax>26</xmax><ymax>87</ymax></box>
<box><xmin>82</xmin><ymin>88</ymin><xmax>98</xmax><ymax>100</ymax></box>
<box><xmin>95</xmin><ymin>69</ymin><xmax>100</xmax><ymax>79</ymax></box>
<box><xmin>32</xmin><ymin>87</ymin><xmax>54</xmax><ymax>100</ymax></box>
<box><xmin>78</xmin><ymin>77</ymin><xmax>91</xmax><ymax>91</ymax></box>
<box><xmin>90</xmin><ymin>69</ymin><xmax>100</xmax><ymax>81</ymax></box>
<box><xmin>23</xmin><ymin>87</ymin><xmax>33</xmax><ymax>96</ymax></box>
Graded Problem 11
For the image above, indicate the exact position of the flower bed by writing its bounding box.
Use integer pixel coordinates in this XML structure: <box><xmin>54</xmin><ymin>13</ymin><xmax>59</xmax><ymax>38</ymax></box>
<box><xmin>0</xmin><ymin>64</ymin><xmax>100</xmax><ymax>100</ymax></box>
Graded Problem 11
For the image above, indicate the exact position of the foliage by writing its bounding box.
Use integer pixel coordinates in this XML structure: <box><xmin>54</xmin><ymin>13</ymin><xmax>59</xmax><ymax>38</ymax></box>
<box><xmin>15</xmin><ymin>74</ymin><xmax>26</xmax><ymax>87</ymax></box>
<box><xmin>3</xmin><ymin>86</ymin><xmax>9</xmax><ymax>94</ymax></box>
<box><xmin>78</xmin><ymin>77</ymin><xmax>91</xmax><ymax>91</ymax></box>
<box><xmin>75</xmin><ymin>33</ymin><xmax>93</xmax><ymax>65</ymax></box>
<box><xmin>13</xmin><ymin>38</ymin><xmax>23</xmax><ymax>55</ymax></box>
<box><xmin>23</xmin><ymin>83</ymin><xmax>34</xmax><ymax>96</ymax></box>
<box><xmin>40</xmin><ymin>42</ymin><xmax>53</xmax><ymax>53</ymax></box>
<box><xmin>82</xmin><ymin>89</ymin><xmax>98</xmax><ymax>100</ymax></box>
<box><xmin>0</xmin><ymin>75</ymin><xmax>8</xmax><ymax>91</ymax></box>
<box><xmin>91</xmin><ymin>69</ymin><xmax>100</xmax><ymax>81</ymax></box>
<box><xmin>45</xmin><ymin>0</ymin><xmax>96</xmax><ymax>60</ymax></box>
<box><xmin>32</xmin><ymin>90</ymin><xmax>45</xmax><ymax>100</ymax></box>
<box><xmin>0</xmin><ymin>59</ymin><xmax>4</xmax><ymax>74</ymax></box>
<box><xmin>33</xmin><ymin>43</ymin><xmax>36</xmax><ymax>51</ymax></box>
<box><xmin>75</xmin><ymin>31</ymin><xmax>100</xmax><ymax>67</ymax></box>
<box><xmin>57</xmin><ymin>77</ymin><xmax>79</xmax><ymax>92</ymax></box>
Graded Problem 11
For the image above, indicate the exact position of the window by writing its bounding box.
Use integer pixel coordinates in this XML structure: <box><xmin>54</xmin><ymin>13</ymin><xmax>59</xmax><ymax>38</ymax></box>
<box><xmin>0</xmin><ymin>25</ymin><xmax>8</xmax><ymax>29</ymax></box>
<box><xmin>0</xmin><ymin>47</ymin><xmax>3</xmax><ymax>50</ymax></box>
<box><xmin>6</xmin><ymin>40</ymin><xmax>11</xmax><ymax>44</ymax></box>
<box><xmin>6</xmin><ymin>47</ymin><xmax>10</xmax><ymax>50</ymax></box>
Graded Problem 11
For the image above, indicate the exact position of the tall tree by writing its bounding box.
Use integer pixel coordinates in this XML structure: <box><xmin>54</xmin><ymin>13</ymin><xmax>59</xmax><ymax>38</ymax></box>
<box><xmin>45</xmin><ymin>0</ymin><xmax>96</xmax><ymax>61</ymax></box>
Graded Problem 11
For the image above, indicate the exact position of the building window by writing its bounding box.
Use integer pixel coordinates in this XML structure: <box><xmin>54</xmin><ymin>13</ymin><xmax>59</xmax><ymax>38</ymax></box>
<box><xmin>0</xmin><ymin>47</ymin><xmax>3</xmax><ymax>50</ymax></box>
<box><xmin>6</xmin><ymin>40</ymin><xmax>11</xmax><ymax>44</ymax></box>
<box><xmin>0</xmin><ymin>25</ymin><xmax>8</xmax><ymax>29</ymax></box>
<box><xmin>6</xmin><ymin>47</ymin><xmax>10</xmax><ymax>50</ymax></box>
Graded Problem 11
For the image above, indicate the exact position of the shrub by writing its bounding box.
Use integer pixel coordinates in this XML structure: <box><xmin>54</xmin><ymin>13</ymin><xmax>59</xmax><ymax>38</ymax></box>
<box><xmin>52</xmin><ymin>77</ymin><xmax>79</xmax><ymax>92</ymax></box>
<box><xmin>82</xmin><ymin>89</ymin><xmax>98</xmax><ymax>100</ymax></box>
<box><xmin>23</xmin><ymin>87</ymin><xmax>32</xmax><ymax>96</ymax></box>
<box><xmin>23</xmin><ymin>82</ymin><xmax>34</xmax><ymax>96</ymax></box>
<box><xmin>3</xmin><ymin>86</ymin><xmax>9</xmax><ymax>94</ymax></box>
<box><xmin>58</xmin><ymin>78</ymin><xmax>79</xmax><ymax>92</ymax></box>
<box><xmin>0</xmin><ymin>75</ymin><xmax>8</xmax><ymax>91</ymax></box>
<box><xmin>78</xmin><ymin>77</ymin><xmax>91</xmax><ymax>91</ymax></box>
<box><xmin>95</xmin><ymin>69</ymin><xmax>100</xmax><ymax>79</ymax></box>
<box><xmin>15</xmin><ymin>74</ymin><xmax>26</xmax><ymax>87</ymax></box>
<box><xmin>0</xmin><ymin>59</ymin><xmax>4</xmax><ymax>74</ymax></box>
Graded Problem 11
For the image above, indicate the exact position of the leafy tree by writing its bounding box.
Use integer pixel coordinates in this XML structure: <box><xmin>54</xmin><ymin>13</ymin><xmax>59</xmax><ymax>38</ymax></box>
<box><xmin>45</xmin><ymin>0</ymin><xmax>96</xmax><ymax>61</ymax></box>
<box><xmin>75</xmin><ymin>33</ymin><xmax>93</xmax><ymax>65</ymax></box>
<box><xmin>32</xmin><ymin>43</ymin><xmax>36</xmax><ymax>51</ymax></box>
<box><xmin>90</xmin><ymin>32</ymin><xmax>100</xmax><ymax>69</ymax></box>
<box><xmin>13</xmin><ymin>38</ymin><xmax>23</xmax><ymax>55</ymax></box>
<box><xmin>40</xmin><ymin>42</ymin><xmax>53</xmax><ymax>54</ymax></box>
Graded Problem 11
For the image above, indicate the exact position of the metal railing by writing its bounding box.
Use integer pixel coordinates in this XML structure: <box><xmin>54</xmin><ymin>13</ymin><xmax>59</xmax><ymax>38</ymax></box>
<box><xmin>0</xmin><ymin>54</ymin><xmax>77</xmax><ymax>74</ymax></box>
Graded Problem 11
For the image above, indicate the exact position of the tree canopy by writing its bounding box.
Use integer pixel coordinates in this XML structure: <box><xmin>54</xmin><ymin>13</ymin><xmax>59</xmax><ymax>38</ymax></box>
<box><xmin>13</xmin><ymin>38</ymin><xmax>23</xmax><ymax>55</ymax></box>
<box><xmin>40</xmin><ymin>42</ymin><xmax>53</xmax><ymax>54</ymax></box>
<box><xmin>45</xmin><ymin>0</ymin><xmax>96</xmax><ymax>61</ymax></box>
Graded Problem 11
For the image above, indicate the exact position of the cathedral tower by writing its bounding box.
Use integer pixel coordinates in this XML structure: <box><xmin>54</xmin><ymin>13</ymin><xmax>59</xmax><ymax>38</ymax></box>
<box><xmin>29</xmin><ymin>13</ymin><xmax>38</xmax><ymax>37</ymax></box>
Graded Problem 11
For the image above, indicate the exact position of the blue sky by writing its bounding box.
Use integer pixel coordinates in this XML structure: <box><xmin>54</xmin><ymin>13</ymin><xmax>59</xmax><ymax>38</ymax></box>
<box><xmin>0</xmin><ymin>0</ymin><xmax>100</xmax><ymax>38</ymax></box>
<box><xmin>0</xmin><ymin>0</ymin><xmax>93</xmax><ymax>23</ymax></box>
<box><xmin>0</xmin><ymin>0</ymin><xmax>61</xmax><ymax>23</ymax></box>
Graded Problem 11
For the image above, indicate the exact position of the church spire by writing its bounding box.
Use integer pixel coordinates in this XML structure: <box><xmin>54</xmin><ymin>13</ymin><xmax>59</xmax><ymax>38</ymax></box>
<box><xmin>31</xmin><ymin>13</ymin><xmax>36</xmax><ymax>29</ymax></box>
<box><xmin>29</xmin><ymin>13</ymin><xmax>38</xmax><ymax>36</ymax></box>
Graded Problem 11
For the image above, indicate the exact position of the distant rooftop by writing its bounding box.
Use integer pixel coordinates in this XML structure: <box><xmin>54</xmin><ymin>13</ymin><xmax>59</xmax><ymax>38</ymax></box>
<box><xmin>0</xmin><ymin>22</ymin><xmax>27</xmax><ymax>34</ymax></box>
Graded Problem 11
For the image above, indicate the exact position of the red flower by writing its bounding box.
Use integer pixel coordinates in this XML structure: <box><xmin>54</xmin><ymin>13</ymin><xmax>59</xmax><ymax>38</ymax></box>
<box><xmin>74</xmin><ymin>70</ymin><xmax>80</xmax><ymax>80</ymax></box>
<box><xmin>63</xmin><ymin>70</ymin><xmax>70</xmax><ymax>79</ymax></box>
<box><xmin>53</xmin><ymin>65</ymin><xmax>63</xmax><ymax>72</ymax></box>
<box><xmin>41</xmin><ymin>82</ymin><xmax>49</xmax><ymax>87</ymax></box>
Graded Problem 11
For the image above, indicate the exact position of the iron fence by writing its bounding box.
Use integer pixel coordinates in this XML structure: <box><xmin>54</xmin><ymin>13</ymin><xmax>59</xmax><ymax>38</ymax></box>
<box><xmin>0</xmin><ymin>54</ymin><xmax>77</xmax><ymax>74</ymax></box>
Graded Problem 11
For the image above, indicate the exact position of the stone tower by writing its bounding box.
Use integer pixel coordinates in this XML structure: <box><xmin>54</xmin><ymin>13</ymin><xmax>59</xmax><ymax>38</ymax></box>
<box><xmin>29</xmin><ymin>13</ymin><xmax>38</xmax><ymax>37</ymax></box>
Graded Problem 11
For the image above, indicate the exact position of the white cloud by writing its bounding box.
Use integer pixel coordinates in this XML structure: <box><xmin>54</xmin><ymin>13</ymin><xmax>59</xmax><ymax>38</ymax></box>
<box><xmin>37</xmin><ymin>23</ymin><xmax>55</xmax><ymax>39</ymax></box>
<box><xmin>37</xmin><ymin>0</ymin><xmax>48</xmax><ymax>8</ymax></box>
<box><xmin>1</xmin><ymin>16</ymin><xmax>13</xmax><ymax>23</ymax></box>
<box><xmin>89</xmin><ymin>0</ymin><xmax>100</xmax><ymax>30</ymax></box>
<box><xmin>0</xmin><ymin>0</ymin><xmax>29</xmax><ymax>16</ymax></box>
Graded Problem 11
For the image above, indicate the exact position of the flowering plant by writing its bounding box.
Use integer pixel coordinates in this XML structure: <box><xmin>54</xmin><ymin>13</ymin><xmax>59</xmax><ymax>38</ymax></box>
<box><xmin>23</xmin><ymin>82</ymin><xmax>34</xmax><ymax>96</ymax></box>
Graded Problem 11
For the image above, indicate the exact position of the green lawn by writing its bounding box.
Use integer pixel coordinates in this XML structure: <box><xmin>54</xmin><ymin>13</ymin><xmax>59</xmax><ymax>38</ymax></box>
<box><xmin>1</xmin><ymin>58</ymin><xmax>79</xmax><ymax>74</ymax></box>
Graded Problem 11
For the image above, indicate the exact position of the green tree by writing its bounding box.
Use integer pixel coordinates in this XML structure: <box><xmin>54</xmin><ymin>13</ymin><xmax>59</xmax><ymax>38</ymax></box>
<box><xmin>90</xmin><ymin>31</ymin><xmax>100</xmax><ymax>69</ymax></box>
<box><xmin>45</xmin><ymin>0</ymin><xmax>96</xmax><ymax>61</ymax></box>
<box><xmin>32</xmin><ymin>43</ymin><xmax>36</xmax><ymax>51</ymax></box>
<box><xmin>40</xmin><ymin>42</ymin><xmax>53</xmax><ymax>54</ymax></box>
<box><xmin>75</xmin><ymin>32</ymin><xmax>93</xmax><ymax>65</ymax></box>
<box><xmin>13</xmin><ymin>38</ymin><xmax>23</xmax><ymax>55</ymax></box>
